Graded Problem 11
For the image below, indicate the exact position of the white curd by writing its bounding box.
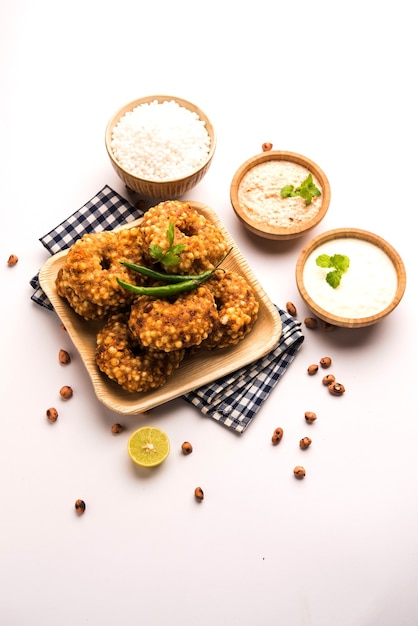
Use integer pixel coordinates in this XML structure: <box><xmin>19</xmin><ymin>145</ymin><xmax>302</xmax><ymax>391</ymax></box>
<box><xmin>302</xmin><ymin>238</ymin><xmax>398</xmax><ymax>319</ymax></box>
<box><xmin>237</xmin><ymin>160</ymin><xmax>323</xmax><ymax>229</ymax></box>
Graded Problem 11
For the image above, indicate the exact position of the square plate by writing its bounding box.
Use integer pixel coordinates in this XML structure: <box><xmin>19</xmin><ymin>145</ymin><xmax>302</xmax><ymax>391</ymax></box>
<box><xmin>39</xmin><ymin>202</ymin><xmax>282</xmax><ymax>415</ymax></box>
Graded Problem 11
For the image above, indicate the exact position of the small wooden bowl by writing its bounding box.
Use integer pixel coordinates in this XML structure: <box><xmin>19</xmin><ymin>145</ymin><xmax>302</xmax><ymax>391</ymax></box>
<box><xmin>295</xmin><ymin>228</ymin><xmax>407</xmax><ymax>328</ymax></box>
<box><xmin>105</xmin><ymin>95</ymin><xmax>216</xmax><ymax>199</ymax></box>
<box><xmin>230</xmin><ymin>151</ymin><xmax>331</xmax><ymax>240</ymax></box>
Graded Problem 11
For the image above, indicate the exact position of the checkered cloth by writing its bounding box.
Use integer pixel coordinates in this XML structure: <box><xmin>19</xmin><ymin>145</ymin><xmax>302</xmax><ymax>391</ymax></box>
<box><xmin>30</xmin><ymin>185</ymin><xmax>304</xmax><ymax>433</ymax></box>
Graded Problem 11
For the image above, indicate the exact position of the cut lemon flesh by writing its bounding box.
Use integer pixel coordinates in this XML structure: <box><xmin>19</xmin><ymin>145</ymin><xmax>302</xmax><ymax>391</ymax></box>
<box><xmin>127</xmin><ymin>427</ymin><xmax>170</xmax><ymax>467</ymax></box>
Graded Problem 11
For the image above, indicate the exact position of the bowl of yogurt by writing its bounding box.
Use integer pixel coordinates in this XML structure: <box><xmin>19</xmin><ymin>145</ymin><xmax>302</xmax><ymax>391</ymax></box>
<box><xmin>295</xmin><ymin>228</ymin><xmax>406</xmax><ymax>328</ymax></box>
<box><xmin>230</xmin><ymin>151</ymin><xmax>331</xmax><ymax>240</ymax></box>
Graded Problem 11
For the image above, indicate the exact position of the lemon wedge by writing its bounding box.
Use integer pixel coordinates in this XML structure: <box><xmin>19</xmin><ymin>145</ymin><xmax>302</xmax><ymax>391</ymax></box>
<box><xmin>127</xmin><ymin>427</ymin><xmax>170</xmax><ymax>467</ymax></box>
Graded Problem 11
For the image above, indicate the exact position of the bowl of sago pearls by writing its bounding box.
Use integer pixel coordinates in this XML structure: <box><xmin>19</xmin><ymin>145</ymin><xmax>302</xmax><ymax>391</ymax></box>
<box><xmin>295</xmin><ymin>228</ymin><xmax>407</xmax><ymax>328</ymax></box>
<box><xmin>230</xmin><ymin>148</ymin><xmax>331</xmax><ymax>240</ymax></box>
<box><xmin>105</xmin><ymin>95</ymin><xmax>216</xmax><ymax>199</ymax></box>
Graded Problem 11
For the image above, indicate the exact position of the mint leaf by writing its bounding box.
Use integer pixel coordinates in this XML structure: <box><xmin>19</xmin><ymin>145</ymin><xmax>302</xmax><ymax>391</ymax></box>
<box><xmin>330</xmin><ymin>254</ymin><xmax>350</xmax><ymax>273</ymax></box>
<box><xmin>316</xmin><ymin>252</ymin><xmax>350</xmax><ymax>289</ymax></box>
<box><xmin>326</xmin><ymin>269</ymin><xmax>343</xmax><ymax>288</ymax></box>
<box><xmin>316</xmin><ymin>254</ymin><xmax>333</xmax><ymax>268</ymax></box>
<box><xmin>281</xmin><ymin>173</ymin><xmax>321</xmax><ymax>206</ymax></box>
<box><xmin>280</xmin><ymin>184</ymin><xmax>296</xmax><ymax>198</ymax></box>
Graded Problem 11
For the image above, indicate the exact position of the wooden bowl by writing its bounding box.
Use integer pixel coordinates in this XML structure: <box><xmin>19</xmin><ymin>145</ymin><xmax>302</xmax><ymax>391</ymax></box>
<box><xmin>105</xmin><ymin>95</ymin><xmax>216</xmax><ymax>199</ymax></box>
<box><xmin>295</xmin><ymin>228</ymin><xmax>406</xmax><ymax>328</ymax></box>
<box><xmin>230</xmin><ymin>151</ymin><xmax>331</xmax><ymax>240</ymax></box>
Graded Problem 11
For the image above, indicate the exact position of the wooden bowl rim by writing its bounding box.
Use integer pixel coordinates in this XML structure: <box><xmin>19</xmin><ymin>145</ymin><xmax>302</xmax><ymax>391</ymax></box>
<box><xmin>295</xmin><ymin>227</ymin><xmax>407</xmax><ymax>328</ymax></box>
<box><xmin>230</xmin><ymin>150</ymin><xmax>331</xmax><ymax>240</ymax></box>
<box><xmin>105</xmin><ymin>95</ymin><xmax>217</xmax><ymax>184</ymax></box>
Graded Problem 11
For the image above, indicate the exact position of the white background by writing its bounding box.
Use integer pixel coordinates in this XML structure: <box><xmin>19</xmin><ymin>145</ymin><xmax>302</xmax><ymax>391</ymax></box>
<box><xmin>1</xmin><ymin>2</ymin><xmax>417</xmax><ymax>625</ymax></box>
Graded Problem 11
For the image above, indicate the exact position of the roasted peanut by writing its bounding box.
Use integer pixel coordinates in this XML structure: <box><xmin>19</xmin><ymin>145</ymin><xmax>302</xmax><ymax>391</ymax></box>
<box><xmin>181</xmin><ymin>441</ymin><xmax>193</xmax><ymax>455</ymax></box>
<box><xmin>111</xmin><ymin>423</ymin><xmax>124</xmax><ymax>434</ymax></box>
<box><xmin>320</xmin><ymin>357</ymin><xmax>332</xmax><ymax>368</ymax></box>
<box><xmin>328</xmin><ymin>382</ymin><xmax>346</xmax><ymax>396</ymax></box>
<box><xmin>272</xmin><ymin>427</ymin><xmax>283</xmax><ymax>445</ymax></box>
<box><xmin>307</xmin><ymin>364</ymin><xmax>319</xmax><ymax>375</ymax></box>
<box><xmin>75</xmin><ymin>499</ymin><xmax>86</xmax><ymax>515</ymax></box>
<box><xmin>299</xmin><ymin>437</ymin><xmax>312</xmax><ymax>450</ymax></box>
<box><xmin>46</xmin><ymin>407</ymin><xmax>58</xmax><ymax>423</ymax></box>
<box><xmin>322</xmin><ymin>374</ymin><xmax>336</xmax><ymax>386</ymax></box>
<box><xmin>304</xmin><ymin>317</ymin><xmax>318</xmax><ymax>329</ymax></box>
<box><xmin>194</xmin><ymin>487</ymin><xmax>204</xmax><ymax>501</ymax></box>
<box><xmin>304</xmin><ymin>411</ymin><xmax>317</xmax><ymax>424</ymax></box>
<box><xmin>262</xmin><ymin>142</ymin><xmax>273</xmax><ymax>152</ymax></box>
<box><xmin>59</xmin><ymin>385</ymin><xmax>73</xmax><ymax>399</ymax></box>
<box><xmin>7</xmin><ymin>254</ymin><xmax>18</xmax><ymax>266</ymax></box>
<box><xmin>320</xmin><ymin>321</ymin><xmax>336</xmax><ymax>331</ymax></box>
<box><xmin>58</xmin><ymin>349</ymin><xmax>71</xmax><ymax>365</ymax></box>
<box><xmin>293</xmin><ymin>466</ymin><xmax>306</xmax><ymax>479</ymax></box>
<box><xmin>286</xmin><ymin>302</ymin><xmax>297</xmax><ymax>316</ymax></box>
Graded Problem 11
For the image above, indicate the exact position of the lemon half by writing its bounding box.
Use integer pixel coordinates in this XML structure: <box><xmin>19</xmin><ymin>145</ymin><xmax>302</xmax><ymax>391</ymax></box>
<box><xmin>128</xmin><ymin>427</ymin><xmax>170</xmax><ymax>468</ymax></box>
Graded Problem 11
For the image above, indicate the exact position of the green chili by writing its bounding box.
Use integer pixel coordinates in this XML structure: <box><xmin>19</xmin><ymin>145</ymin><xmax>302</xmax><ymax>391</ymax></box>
<box><xmin>119</xmin><ymin>260</ymin><xmax>214</xmax><ymax>284</ymax></box>
<box><xmin>117</xmin><ymin>248</ymin><xmax>233</xmax><ymax>297</ymax></box>
<box><xmin>116</xmin><ymin>276</ymin><xmax>204</xmax><ymax>297</ymax></box>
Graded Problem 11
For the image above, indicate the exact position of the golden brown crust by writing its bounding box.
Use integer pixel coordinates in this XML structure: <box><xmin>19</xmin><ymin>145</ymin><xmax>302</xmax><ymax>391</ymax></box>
<box><xmin>202</xmin><ymin>270</ymin><xmax>259</xmax><ymax>349</ymax></box>
<box><xmin>95</xmin><ymin>313</ymin><xmax>185</xmax><ymax>393</ymax></box>
<box><xmin>55</xmin><ymin>268</ymin><xmax>125</xmax><ymax>320</ymax></box>
<box><xmin>56</xmin><ymin>228</ymin><xmax>147</xmax><ymax>314</ymax></box>
<box><xmin>139</xmin><ymin>201</ymin><xmax>228</xmax><ymax>274</ymax></box>
<box><xmin>128</xmin><ymin>285</ymin><xmax>218</xmax><ymax>351</ymax></box>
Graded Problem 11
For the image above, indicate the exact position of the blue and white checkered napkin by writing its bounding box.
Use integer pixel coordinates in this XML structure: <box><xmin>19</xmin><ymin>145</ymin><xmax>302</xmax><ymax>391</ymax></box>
<box><xmin>30</xmin><ymin>185</ymin><xmax>304</xmax><ymax>433</ymax></box>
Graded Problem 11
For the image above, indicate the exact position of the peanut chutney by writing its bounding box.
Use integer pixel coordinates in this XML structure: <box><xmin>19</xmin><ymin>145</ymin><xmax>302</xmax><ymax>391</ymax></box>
<box><xmin>237</xmin><ymin>160</ymin><xmax>323</xmax><ymax>228</ymax></box>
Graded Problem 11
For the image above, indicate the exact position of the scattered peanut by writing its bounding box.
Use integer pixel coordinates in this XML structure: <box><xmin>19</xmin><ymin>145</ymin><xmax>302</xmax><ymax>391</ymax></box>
<box><xmin>59</xmin><ymin>385</ymin><xmax>73</xmax><ymax>400</ymax></box>
<box><xmin>299</xmin><ymin>437</ymin><xmax>312</xmax><ymax>450</ymax></box>
<box><xmin>304</xmin><ymin>317</ymin><xmax>318</xmax><ymax>329</ymax></box>
<box><xmin>194</xmin><ymin>487</ymin><xmax>204</xmax><ymax>501</ymax></box>
<box><xmin>181</xmin><ymin>441</ymin><xmax>193</xmax><ymax>455</ymax></box>
<box><xmin>7</xmin><ymin>254</ymin><xmax>18</xmax><ymax>266</ymax></box>
<box><xmin>58</xmin><ymin>349</ymin><xmax>71</xmax><ymax>365</ymax></box>
<box><xmin>286</xmin><ymin>301</ymin><xmax>297</xmax><ymax>316</ymax></box>
<box><xmin>328</xmin><ymin>381</ymin><xmax>346</xmax><ymax>396</ymax></box>
<box><xmin>46</xmin><ymin>407</ymin><xmax>58</xmax><ymax>423</ymax></box>
<box><xmin>271</xmin><ymin>427</ymin><xmax>283</xmax><ymax>445</ymax></box>
<box><xmin>75</xmin><ymin>499</ymin><xmax>86</xmax><ymax>515</ymax></box>
<box><xmin>111</xmin><ymin>423</ymin><xmax>124</xmax><ymax>434</ymax></box>
<box><xmin>320</xmin><ymin>321</ymin><xmax>336</xmax><ymax>331</ymax></box>
<box><xmin>322</xmin><ymin>374</ymin><xmax>336</xmax><ymax>386</ymax></box>
<box><xmin>262</xmin><ymin>142</ymin><xmax>273</xmax><ymax>152</ymax></box>
<box><xmin>305</xmin><ymin>411</ymin><xmax>317</xmax><ymax>424</ymax></box>
<box><xmin>293</xmin><ymin>466</ymin><xmax>306</xmax><ymax>479</ymax></box>
<box><xmin>307</xmin><ymin>364</ymin><xmax>319</xmax><ymax>375</ymax></box>
<box><xmin>320</xmin><ymin>357</ymin><xmax>332</xmax><ymax>368</ymax></box>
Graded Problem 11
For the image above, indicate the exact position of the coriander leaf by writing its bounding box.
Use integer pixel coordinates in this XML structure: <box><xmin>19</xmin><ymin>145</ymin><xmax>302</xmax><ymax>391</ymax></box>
<box><xmin>326</xmin><ymin>269</ymin><xmax>343</xmax><ymax>288</ymax></box>
<box><xmin>166</xmin><ymin>222</ymin><xmax>175</xmax><ymax>246</ymax></box>
<box><xmin>159</xmin><ymin>251</ymin><xmax>182</xmax><ymax>267</ymax></box>
<box><xmin>149</xmin><ymin>222</ymin><xmax>186</xmax><ymax>267</ymax></box>
<box><xmin>316</xmin><ymin>254</ymin><xmax>333</xmax><ymax>268</ymax></box>
<box><xmin>149</xmin><ymin>244</ymin><xmax>163</xmax><ymax>259</ymax></box>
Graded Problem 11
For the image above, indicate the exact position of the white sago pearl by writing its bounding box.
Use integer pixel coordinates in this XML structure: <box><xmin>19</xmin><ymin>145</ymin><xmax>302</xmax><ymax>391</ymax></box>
<box><xmin>111</xmin><ymin>100</ymin><xmax>211</xmax><ymax>181</ymax></box>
